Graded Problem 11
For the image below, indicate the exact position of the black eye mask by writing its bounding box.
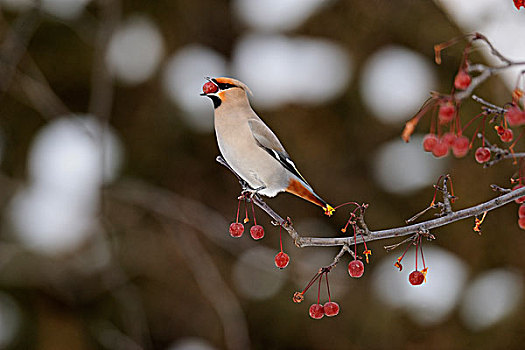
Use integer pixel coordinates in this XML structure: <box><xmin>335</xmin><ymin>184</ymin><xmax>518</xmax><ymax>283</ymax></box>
<box><xmin>212</xmin><ymin>79</ymin><xmax>237</xmax><ymax>90</ymax></box>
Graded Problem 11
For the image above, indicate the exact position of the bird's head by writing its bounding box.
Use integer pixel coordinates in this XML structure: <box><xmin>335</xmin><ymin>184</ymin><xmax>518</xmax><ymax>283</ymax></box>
<box><xmin>201</xmin><ymin>77</ymin><xmax>252</xmax><ymax>109</ymax></box>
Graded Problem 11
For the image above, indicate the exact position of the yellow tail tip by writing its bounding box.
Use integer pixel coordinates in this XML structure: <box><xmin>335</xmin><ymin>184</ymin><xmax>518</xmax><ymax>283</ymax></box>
<box><xmin>324</xmin><ymin>205</ymin><xmax>335</xmax><ymax>217</ymax></box>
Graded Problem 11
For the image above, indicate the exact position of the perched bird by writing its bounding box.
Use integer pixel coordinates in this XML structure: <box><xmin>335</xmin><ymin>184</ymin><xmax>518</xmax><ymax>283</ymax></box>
<box><xmin>201</xmin><ymin>77</ymin><xmax>335</xmax><ymax>216</ymax></box>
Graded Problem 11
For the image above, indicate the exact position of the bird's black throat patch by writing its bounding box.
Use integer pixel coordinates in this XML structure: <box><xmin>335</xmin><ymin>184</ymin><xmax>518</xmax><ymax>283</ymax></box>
<box><xmin>208</xmin><ymin>95</ymin><xmax>221</xmax><ymax>109</ymax></box>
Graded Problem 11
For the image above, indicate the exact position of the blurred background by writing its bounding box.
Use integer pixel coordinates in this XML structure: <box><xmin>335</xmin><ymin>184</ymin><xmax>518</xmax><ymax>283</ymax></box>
<box><xmin>0</xmin><ymin>0</ymin><xmax>524</xmax><ymax>349</ymax></box>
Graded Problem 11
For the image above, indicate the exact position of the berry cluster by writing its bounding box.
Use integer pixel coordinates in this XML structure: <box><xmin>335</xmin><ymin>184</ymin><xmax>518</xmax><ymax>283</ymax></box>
<box><xmin>229</xmin><ymin>197</ymin><xmax>265</xmax><ymax>240</ymax></box>
<box><xmin>403</xmin><ymin>34</ymin><xmax>525</xmax><ymax>173</ymax></box>
<box><xmin>415</xmin><ymin>96</ymin><xmax>473</xmax><ymax>159</ymax></box>
<box><xmin>413</xmin><ymin>63</ymin><xmax>474</xmax><ymax>159</ymax></box>
<box><xmin>403</xmin><ymin>34</ymin><xmax>525</xmax><ymax>231</ymax></box>
<box><xmin>228</xmin><ymin>196</ymin><xmax>290</xmax><ymax>268</ymax></box>
<box><xmin>293</xmin><ymin>268</ymin><xmax>340</xmax><ymax>319</ymax></box>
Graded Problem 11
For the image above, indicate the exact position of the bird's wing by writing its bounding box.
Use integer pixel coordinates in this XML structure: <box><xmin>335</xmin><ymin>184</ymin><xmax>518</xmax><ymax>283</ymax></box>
<box><xmin>248</xmin><ymin>118</ymin><xmax>310</xmax><ymax>185</ymax></box>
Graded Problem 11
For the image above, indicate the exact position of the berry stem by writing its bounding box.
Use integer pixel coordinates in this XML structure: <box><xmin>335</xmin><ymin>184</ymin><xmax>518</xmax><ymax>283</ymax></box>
<box><xmin>317</xmin><ymin>273</ymin><xmax>322</xmax><ymax>305</ymax></box>
<box><xmin>510</xmin><ymin>128</ymin><xmax>525</xmax><ymax>150</ymax></box>
<box><xmin>326</xmin><ymin>273</ymin><xmax>331</xmax><ymax>302</ymax></box>
<box><xmin>415</xmin><ymin>236</ymin><xmax>419</xmax><ymax>270</ymax></box>
<box><xmin>469</xmin><ymin>124</ymin><xmax>481</xmax><ymax>149</ymax></box>
<box><xmin>235</xmin><ymin>198</ymin><xmax>242</xmax><ymax>223</ymax></box>
<box><xmin>419</xmin><ymin>237</ymin><xmax>426</xmax><ymax>269</ymax></box>
<box><xmin>301</xmin><ymin>271</ymin><xmax>322</xmax><ymax>295</ymax></box>
<box><xmin>461</xmin><ymin>112</ymin><xmax>484</xmax><ymax>135</ymax></box>
<box><xmin>353</xmin><ymin>224</ymin><xmax>357</xmax><ymax>257</ymax></box>
<box><xmin>250</xmin><ymin>200</ymin><xmax>257</xmax><ymax>225</ymax></box>
<box><xmin>244</xmin><ymin>198</ymin><xmax>249</xmax><ymax>224</ymax></box>
<box><xmin>430</xmin><ymin>104</ymin><xmax>438</xmax><ymax>135</ymax></box>
<box><xmin>455</xmin><ymin>101</ymin><xmax>463</xmax><ymax>135</ymax></box>
<box><xmin>279</xmin><ymin>225</ymin><xmax>283</xmax><ymax>252</ymax></box>
<box><xmin>396</xmin><ymin>237</ymin><xmax>414</xmax><ymax>268</ymax></box>
<box><xmin>481</xmin><ymin>115</ymin><xmax>487</xmax><ymax>146</ymax></box>
<box><xmin>333</xmin><ymin>201</ymin><xmax>360</xmax><ymax>211</ymax></box>
<box><xmin>430</xmin><ymin>174</ymin><xmax>444</xmax><ymax>206</ymax></box>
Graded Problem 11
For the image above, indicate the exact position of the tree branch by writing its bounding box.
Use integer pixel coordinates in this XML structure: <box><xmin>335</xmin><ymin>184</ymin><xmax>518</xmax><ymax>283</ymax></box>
<box><xmin>216</xmin><ymin>156</ymin><xmax>525</xmax><ymax>248</ymax></box>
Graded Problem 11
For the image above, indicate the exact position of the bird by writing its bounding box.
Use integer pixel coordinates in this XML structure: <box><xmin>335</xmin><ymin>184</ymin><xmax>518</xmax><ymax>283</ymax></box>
<box><xmin>201</xmin><ymin>76</ymin><xmax>335</xmax><ymax>216</ymax></box>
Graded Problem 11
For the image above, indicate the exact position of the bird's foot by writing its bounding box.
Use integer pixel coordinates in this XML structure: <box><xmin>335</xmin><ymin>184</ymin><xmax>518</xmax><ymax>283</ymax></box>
<box><xmin>240</xmin><ymin>185</ymin><xmax>266</xmax><ymax>201</ymax></box>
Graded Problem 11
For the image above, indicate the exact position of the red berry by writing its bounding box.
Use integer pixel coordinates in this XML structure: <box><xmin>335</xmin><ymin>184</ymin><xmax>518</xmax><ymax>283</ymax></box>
<box><xmin>409</xmin><ymin>270</ymin><xmax>425</xmax><ymax>285</ymax></box>
<box><xmin>442</xmin><ymin>132</ymin><xmax>456</xmax><ymax>146</ymax></box>
<box><xmin>500</xmin><ymin>129</ymin><xmax>514</xmax><ymax>143</ymax></box>
<box><xmin>422</xmin><ymin>134</ymin><xmax>438</xmax><ymax>152</ymax></box>
<box><xmin>519</xmin><ymin>204</ymin><xmax>525</xmax><ymax>218</ymax></box>
<box><xmin>229</xmin><ymin>222</ymin><xmax>244</xmax><ymax>238</ymax></box>
<box><xmin>454</xmin><ymin>69</ymin><xmax>471</xmax><ymax>90</ymax></box>
<box><xmin>513</xmin><ymin>184</ymin><xmax>525</xmax><ymax>204</ymax></box>
<box><xmin>505</xmin><ymin>105</ymin><xmax>525</xmax><ymax>126</ymax></box>
<box><xmin>452</xmin><ymin>135</ymin><xmax>469</xmax><ymax>158</ymax></box>
<box><xmin>250</xmin><ymin>225</ymin><xmax>265</xmax><ymax>240</ymax></box>
<box><xmin>519</xmin><ymin>217</ymin><xmax>525</xmax><ymax>230</ymax></box>
<box><xmin>274</xmin><ymin>252</ymin><xmax>290</xmax><ymax>269</ymax></box>
<box><xmin>432</xmin><ymin>139</ymin><xmax>449</xmax><ymax>158</ymax></box>
<box><xmin>323</xmin><ymin>301</ymin><xmax>340</xmax><ymax>317</ymax></box>
<box><xmin>348</xmin><ymin>260</ymin><xmax>364</xmax><ymax>278</ymax></box>
<box><xmin>202</xmin><ymin>81</ymin><xmax>218</xmax><ymax>94</ymax></box>
<box><xmin>438</xmin><ymin>102</ymin><xmax>455</xmax><ymax>123</ymax></box>
<box><xmin>474</xmin><ymin>147</ymin><xmax>491</xmax><ymax>163</ymax></box>
<box><xmin>309</xmin><ymin>304</ymin><xmax>325</xmax><ymax>319</ymax></box>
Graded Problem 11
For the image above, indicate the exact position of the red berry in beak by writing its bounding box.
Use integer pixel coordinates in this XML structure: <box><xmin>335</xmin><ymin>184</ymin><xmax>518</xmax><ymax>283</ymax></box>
<box><xmin>203</xmin><ymin>81</ymin><xmax>218</xmax><ymax>94</ymax></box>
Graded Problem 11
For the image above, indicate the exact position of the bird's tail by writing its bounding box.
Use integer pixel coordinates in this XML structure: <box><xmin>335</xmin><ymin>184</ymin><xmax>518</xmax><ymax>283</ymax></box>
<box><xmin>286</xmin><ymin>178</ymin><xmax>335</xmax><ymax>217</ymax></box>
